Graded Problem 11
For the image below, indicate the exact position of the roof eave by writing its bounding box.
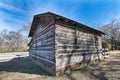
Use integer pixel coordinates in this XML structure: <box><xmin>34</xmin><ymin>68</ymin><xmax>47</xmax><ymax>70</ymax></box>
<box><xmin>28</xmin><ymin>12</ymin><xmax>105</xmax><ymax>37</ymax></box>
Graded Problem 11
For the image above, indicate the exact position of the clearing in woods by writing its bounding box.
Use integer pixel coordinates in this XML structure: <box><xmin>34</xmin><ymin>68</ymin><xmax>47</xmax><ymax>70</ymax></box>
<box><xmin>0</xmin><ymin>51</ymin><xmax>120</xmax><ymax>80</ymax></box>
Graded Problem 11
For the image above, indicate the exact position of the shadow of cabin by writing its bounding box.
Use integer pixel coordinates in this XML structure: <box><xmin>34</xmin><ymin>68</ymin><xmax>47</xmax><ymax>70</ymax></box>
<box><xmin>1</xmin><ymin>55</ymin><xmax>119</xmax><ymax>80</ymax></box>
<box><xmin>0</xmin><ymin>57</ymin><xmax>52</xmax><ymax>76</ymax></box>
<box><xmin>64</xmin><ymin>61</ymin><xmax>109</xmax><ymax>80</ymax></box>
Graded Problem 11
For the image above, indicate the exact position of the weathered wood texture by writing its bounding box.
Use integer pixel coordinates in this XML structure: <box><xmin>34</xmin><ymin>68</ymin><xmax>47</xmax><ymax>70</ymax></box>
<box><xmin>29</xmin><ymin>16</ymin><xmax>56</xmax><ymax>75</ymax></box>
<box><xmin>29</xmin><ymin>13</ymin><xmax>103</xmax><ymax>75</ymax></box>
<box><xmin>55</xmin><ymin>21</ymin><xmax>103</xmax><ymax>73</ymax></box>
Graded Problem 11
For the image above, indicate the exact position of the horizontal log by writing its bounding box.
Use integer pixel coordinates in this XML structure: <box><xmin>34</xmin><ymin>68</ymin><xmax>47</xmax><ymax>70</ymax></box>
<box><xmin>45</xmin><ymin>37</ymin><xmax>54</xmax><ymax>43</ymax></box>
<box><xmin>56</xmin><ymin>40</ymin><xmax>98</xmax><ymax>46</ymax></box>
<box><xmin>55</xmin><ymin>46</ymin><xmax>102</xmax><ymax>51</ymax></box>
<box><xmin>30</xmin><ymin>54</ymin><xmax>55</xmax><ymax>62</ymax></box>
<box><xmin>34</xmin><ymin>30</ymin><xmax>54</xmax><ymax>42</ymax></box>
<box><xmin>56</xmin><ymin>52</ymin><xmax>102</xmax><ymax>58</ymax></box>
<box><xmin>56</xmin><ymin>50</ymin><xmax>102</xmax><ymax>54</ymax></box>
<box><xmin>30</xmin><ymin>52</ymin><xmax>54</xmax><ymax>59</ymax></box>
<box><xmin>55</xmin><ymin>24</ymin><xmax>75</xmax><ymax>32</ymax></box>
<box><xmin>32</xmin><ymin>44</ymin><xmax>55</xmax><ymax>48</ymax></box>
<box><xmin>56</xmin><ymin>32</ymin><xmax>76</xmax><ymax>37</ymax></box>
<box><xmin>37</xmin><ymin>54</ymin><xmax>55</xmax><ymax>62</ymax></box>
<box><xmin>37</xmin><ymin>46</ymin><xmax>54</xmax><ymax>49</ymax></box>
<box><xmin>56</xmin><ymin>40</ymin><xmax>75</xmax><ymax>45</ymax></box>
<box><xmin>56</xmin><ymin>49</ymin><xmax>98</xmax><ymax>53</ymax></box>
<box><xmin>56</xmin><ymin>47</ymin><xmax>98</xmax><ymax>51</ymax></box>
<box><xmin>55</xmin><ymin>35</ymin><xmax>75</xmax><ymax>40</ymax></box>
<box><xmin>32</xmin><ymin>47</ymin><xmax>54</xmax><ymax>51</ymax></box>
<box><xmin>31</xmin><ymin>54</ymin><xmax>55</xmax><ymax>66</ymax></box>
<box><xmin>32</xmin><ymin>45</ymin><xmax>54</xmax><ymax>49</ymax></box>
<box><xmin>32</xmin><ymin>23</ymin><xmax>54</xmax><ymax>40</ymax></box>
<box><xmin>56</xmin><ymin>31</ymin><xmax>75</xmax><ymax>36</ymax></box>
<box><xmin>31</xmin><ymin>51</ymin><xmax>54</xmax><ymax>58</ymax></box>
<box><xmin>35</xmin><ymin>42</ymin><xmax>55</xmax><ymax>47</ymax></box>
<box><xmin>32</xmin><ymin>50</ymin><xmax>54</xmax><ymax>54</ymax></box>
<box><xmin>36</xmin><ymin>22</ymin><xmax>54</xmax><ymax>36</ymax></box>
<box><xmin>56</xmin><ymin>44</ymin><xmax>96</xmax><ymax>48</ymax></box>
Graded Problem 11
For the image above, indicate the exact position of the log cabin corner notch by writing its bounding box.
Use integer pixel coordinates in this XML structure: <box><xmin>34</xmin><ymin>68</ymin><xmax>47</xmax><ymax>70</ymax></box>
<box><xmin>28</xmin><ymin>12</ymin><xmax>105</xmax><ymax>75</ymax></box>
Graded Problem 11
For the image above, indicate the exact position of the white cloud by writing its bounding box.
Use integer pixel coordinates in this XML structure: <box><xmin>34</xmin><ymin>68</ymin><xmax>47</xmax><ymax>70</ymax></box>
<box><xmin>0</xmin><ymin>2</ymin><xmax>25</xmax><ymax>13</ymax></box>
<box><xmin>0</xmin><ymin>1</ymin><xmax>80</xmax><ymax>32</ymax></box>
<box><xmin>0</xmin><ymin>11</ymin><xmax>24</xmax><ymax>31</ymax></box>
<box><xmin>28</xmin><ymin>1</ymin><xmax>78</xmax><ymax>22</ymax></box>
<box><xmin>0</xmin><ymin>2</ymin><xmax>28</xmax><ymax>31</ymax></box>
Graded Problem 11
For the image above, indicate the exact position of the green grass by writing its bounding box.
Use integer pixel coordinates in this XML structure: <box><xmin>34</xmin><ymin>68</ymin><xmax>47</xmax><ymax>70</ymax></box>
<box><xmin>0</xmin><ymin>51</ymin><xmax>120</xmax><ymax>80</ymax></box>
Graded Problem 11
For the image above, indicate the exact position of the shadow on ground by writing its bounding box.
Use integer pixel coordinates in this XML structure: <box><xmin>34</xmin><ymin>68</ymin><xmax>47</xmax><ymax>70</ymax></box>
<box><xmin>68</xmin><ymin>58</ymin><xmax>120</xmax><ymax>80</ymax></box>
<box><xmin>0</xmin><ymin>53</ymin><xmax>120</xmax><ymax>80</ymax></box>
<box><xmin>0</xmin><ymin>57</ymin><xmax>52</xmax><ymax>76</ymax></box>
<box><xmin>63</xmin><ymin>61</ymin><xmax>109</xmax><ymax>80</ymax></box>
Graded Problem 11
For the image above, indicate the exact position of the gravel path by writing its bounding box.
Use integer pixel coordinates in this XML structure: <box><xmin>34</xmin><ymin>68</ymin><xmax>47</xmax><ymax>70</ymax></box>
<box><xmin>0</xmin><ymin>52</ymin><xmax>29</xmax><ymax>60</ymax></box>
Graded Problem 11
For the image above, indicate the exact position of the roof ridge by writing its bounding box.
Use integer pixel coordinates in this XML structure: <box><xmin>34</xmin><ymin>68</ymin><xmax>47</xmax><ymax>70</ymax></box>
<box><xmin>29</xmin><ymin>12</ymin><xmax>105</xmax><ymax>37</ymax></box>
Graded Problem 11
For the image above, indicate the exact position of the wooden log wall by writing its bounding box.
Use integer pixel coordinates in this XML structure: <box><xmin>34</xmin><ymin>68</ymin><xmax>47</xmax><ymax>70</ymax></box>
<box><xmin>55</xmin><ymin>22</ymin><xmax>103</xmax><ymax>72</ymax></box>
<box><xmin>29</xmin><ymin>16</ymin><xmax>56</xmax><ymax>75</ymax></box>
<box><xmin>29</xmin><ymin>15</ymin><xmax>103</xmax><ymax>75</ymax></box>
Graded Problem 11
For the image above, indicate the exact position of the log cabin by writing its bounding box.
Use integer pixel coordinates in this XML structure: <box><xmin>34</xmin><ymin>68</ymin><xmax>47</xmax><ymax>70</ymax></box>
<box><xmin>28</xmin><ymin>12</ymin><xmax>105</xmax><ymax>75</ymax></box>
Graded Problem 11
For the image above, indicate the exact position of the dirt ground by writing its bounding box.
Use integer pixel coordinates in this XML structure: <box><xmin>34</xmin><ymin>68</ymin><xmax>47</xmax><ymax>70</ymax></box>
<box><xmin>0</xmin><ymin>51</ymin><xmax>120</xmax><ymax>80</ymax></box>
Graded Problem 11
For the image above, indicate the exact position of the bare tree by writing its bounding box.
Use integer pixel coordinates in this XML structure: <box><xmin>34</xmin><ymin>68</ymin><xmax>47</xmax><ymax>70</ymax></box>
<box><xmin>0</xmin><ymin>37</ymin><xmax>3</xmax><ymax>51</ymax></box>
<box><xmin>0</xmin><ymin>22</ymin><xmax>32</xmax><ymax>52</ymax></box>
<box><xmin>0</xmin><ymin>29</ymin><xmax>29</xmax><ymax>52</ymax></box>
<box><xmin>20</xmin><ymin>22</ymin><xmax>31</xmax><ymax>44</ymax></box>
<box><xmin>20</xmin><ymin>22</ymin><xmax>31</xmax><ymax>37</ymax></box>
<box><xmin>99</xmin><ymin>19</ymin><xmax>120</xmax><ymax>50</ymax></box>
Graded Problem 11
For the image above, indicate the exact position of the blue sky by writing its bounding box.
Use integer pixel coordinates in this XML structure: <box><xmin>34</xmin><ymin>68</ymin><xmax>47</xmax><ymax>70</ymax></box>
<box><xmin>0</xmin><ymin>0</ymin><xmax>120</xmax><ymax>31</ymax></box>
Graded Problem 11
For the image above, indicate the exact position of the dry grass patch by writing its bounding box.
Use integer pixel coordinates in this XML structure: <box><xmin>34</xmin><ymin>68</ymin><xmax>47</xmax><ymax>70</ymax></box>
<box><xmin>0</xmin><ymin>51</ymin><xmax>120</xmax><ymax>80</ymax></box>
